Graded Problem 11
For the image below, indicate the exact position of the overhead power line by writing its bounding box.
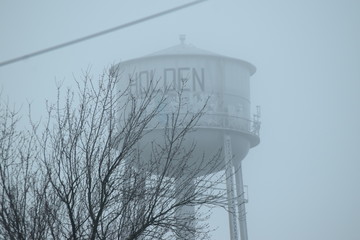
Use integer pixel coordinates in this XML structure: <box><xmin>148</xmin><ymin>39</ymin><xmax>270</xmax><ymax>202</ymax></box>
<box><xmin>0</xmin><ymin>0</ymin><xmax>207</xmax><ymax>68</ymax></box>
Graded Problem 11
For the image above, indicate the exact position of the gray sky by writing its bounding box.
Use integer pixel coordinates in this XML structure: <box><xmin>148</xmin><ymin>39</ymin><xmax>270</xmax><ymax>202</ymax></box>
<box><xmin>1</xmin><ymin>0</ymin><xmax>360</xmax><ymax>239</ymax></box>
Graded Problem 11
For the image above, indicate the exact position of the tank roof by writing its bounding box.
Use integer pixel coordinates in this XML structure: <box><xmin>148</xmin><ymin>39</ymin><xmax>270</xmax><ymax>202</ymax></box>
<box><xmin>147</xmin><ymin>41</ymin><xmax>220</xmax><ymax>57</ymax></box>
<box><xmin>114</xmin><ymin>35</ymin><xmax>256</xmax><ymax>75</ymax></box>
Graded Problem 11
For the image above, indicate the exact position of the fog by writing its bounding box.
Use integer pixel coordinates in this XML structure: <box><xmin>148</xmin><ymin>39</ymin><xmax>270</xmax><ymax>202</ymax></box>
<box><xmin>1</xmin><ymin>1</ymin><xmax>360</xmax><ymax>239</ymax></box>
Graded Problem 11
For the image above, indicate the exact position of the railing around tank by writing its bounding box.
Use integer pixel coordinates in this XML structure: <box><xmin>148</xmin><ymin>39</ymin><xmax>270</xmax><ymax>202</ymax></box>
<box><xmin>196</xmin><ymin>112</ymin><xmax>260</xmax><ymax>137</ymax></box>
<box><xmin>147</xmin><ymin>109</ymin><xmax>261</xmax><ymax>137</ymax></box>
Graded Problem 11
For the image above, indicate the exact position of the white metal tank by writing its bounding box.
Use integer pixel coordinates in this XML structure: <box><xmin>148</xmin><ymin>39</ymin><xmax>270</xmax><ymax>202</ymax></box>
<box><xmin>112</xmin><ymin>37</ymin><xmax>259</xmax><ymax>175</ymax></box>
<box><xmin>113</xmin><ymin>37</ymin><xmax>260</xmax><ymax>240</ymax></box>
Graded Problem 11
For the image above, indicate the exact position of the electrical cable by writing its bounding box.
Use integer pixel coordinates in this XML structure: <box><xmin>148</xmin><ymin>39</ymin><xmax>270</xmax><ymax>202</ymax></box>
<box><xmin>0</xmin><ymin>0</ymin><xmax>207</xmax><ymax>68</ymax></box>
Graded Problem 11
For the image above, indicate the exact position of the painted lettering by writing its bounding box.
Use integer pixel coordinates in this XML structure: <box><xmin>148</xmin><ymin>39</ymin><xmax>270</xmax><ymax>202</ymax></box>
<box><xmin>192</xmin><ymin>68</ymin><xmax>205</xmax><ymax>91</ymax></box>
<box><xmin>178</xmin><ymin>67</ymin><xmax>191</xmax><ymax>91</ymax></box>
<box><xmin>129</xmin><ymin>67</ymin><xmax>205</xmax><ymax>95</ymax></box>
<box><xmin>164</xmin><ymin>68</ymin><xmax>176</xmax><ymax>91</ymax></box>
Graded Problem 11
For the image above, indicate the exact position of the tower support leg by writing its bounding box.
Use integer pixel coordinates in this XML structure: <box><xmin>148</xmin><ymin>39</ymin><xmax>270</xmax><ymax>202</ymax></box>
<box><xmin>234</xmin><ymin>160</ymin><xmax>248</xmax><ymax>240</ymax></box>
<box><xmin>175</xmin><ymin>178</ymin><xmax>196</xmax><ymax>240</ymax></box>
<box><xmin>224</xmin><ymin>135</ymin><xmax>239</xmax><ymax>240</ymax></box>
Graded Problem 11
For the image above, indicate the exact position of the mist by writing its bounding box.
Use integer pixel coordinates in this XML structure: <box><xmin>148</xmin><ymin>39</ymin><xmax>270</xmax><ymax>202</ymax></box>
<box><xmin>1</xmin><ymin>1</ymin><xmax>360</xmax><ymax>239</ymax></box>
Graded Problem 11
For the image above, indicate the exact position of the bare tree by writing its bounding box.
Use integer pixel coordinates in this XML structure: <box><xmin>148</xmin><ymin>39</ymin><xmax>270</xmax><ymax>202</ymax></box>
<box><xmin>0</xmin><ymin>100</ymin><xmax>54</xmax><ymax>240</ymax></box>
<box><xmin>1</xmin><ymin>67</ymin><xmax>228</xmax><ymax>240</ymax></box>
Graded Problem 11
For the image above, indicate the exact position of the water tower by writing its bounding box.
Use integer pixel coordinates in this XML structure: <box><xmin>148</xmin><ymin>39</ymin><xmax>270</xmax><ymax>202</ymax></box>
<box><xmin>112</xmin><ymin>36</ymin><xmax>260</xmax><ymax>240</ymax></box>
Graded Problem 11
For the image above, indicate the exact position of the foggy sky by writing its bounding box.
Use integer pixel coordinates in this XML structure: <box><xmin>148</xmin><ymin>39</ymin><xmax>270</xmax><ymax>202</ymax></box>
<box><xmin>1</xmin><ymin>1</ymin><xmax>360</xmax><ymax>239</ymax></box>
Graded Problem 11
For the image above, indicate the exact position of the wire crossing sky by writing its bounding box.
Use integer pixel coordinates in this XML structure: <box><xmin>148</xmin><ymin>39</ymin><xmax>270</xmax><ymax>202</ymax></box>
<box><xmin>0</xmin><ymin>0</ymin><xmax>207</xmax><ymax>68</ymax></box>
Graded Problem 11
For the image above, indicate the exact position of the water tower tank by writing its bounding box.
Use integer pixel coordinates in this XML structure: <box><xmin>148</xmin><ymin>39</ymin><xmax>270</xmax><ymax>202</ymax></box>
<box><xmin>113</xmin><ymin>37</ymin><xmax>259</xmax><ymax>176</ymax></box>
<box><xmin>113</xmin><ymin>37</ymin><xmax>260</xmax><ymax>240</ymax></box>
